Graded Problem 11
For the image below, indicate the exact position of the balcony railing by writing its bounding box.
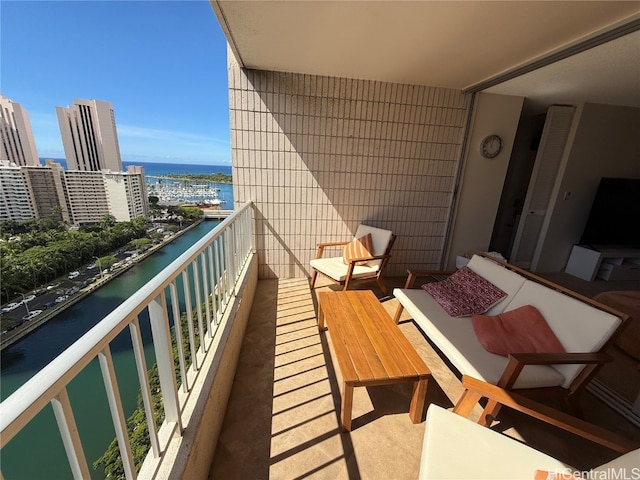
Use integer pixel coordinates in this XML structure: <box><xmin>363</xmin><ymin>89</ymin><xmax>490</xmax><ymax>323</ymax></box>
<box><xmin>0</xmin><ymin>202</ymin><xmax>255</xmax><ymax>479</ymax></box>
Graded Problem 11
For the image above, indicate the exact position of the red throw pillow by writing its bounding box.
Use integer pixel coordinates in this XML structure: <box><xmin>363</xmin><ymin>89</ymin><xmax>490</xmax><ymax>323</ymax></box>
<box><xmin>343</xmin><ymin>233</ymin><xmax>374</xmax><ymax>264</ymax></box>
<box><xmin>421</xmin><ymin>266</ymin><xmax>507</xmax><ymax>317</ymax></box>
<box><xmin>472</xmin><ymin>305</ymin><xmax>566</xmax><ymax>356</ymax></box>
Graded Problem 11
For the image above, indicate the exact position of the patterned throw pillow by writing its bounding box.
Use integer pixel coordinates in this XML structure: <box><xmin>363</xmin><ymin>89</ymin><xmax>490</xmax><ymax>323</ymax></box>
<box><xmin>472</xmin><ymin>305</ymin><xmax>566</xmax><ymax>356</ymax></box>
<box><xmin>422</xmin><ymin>266</ymin><xmax>507</xmax><ymax>317</ymax></box>
<box><xmin>343</xmin><ymin>233</ymin><xmax>374</xmax><ymax>265</ymax></box>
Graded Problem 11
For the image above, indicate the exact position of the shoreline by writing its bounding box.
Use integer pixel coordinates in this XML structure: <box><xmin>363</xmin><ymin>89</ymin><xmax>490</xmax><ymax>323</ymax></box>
<box><xmin>0</xmin><ymin>219</ymin><xmax>205</xmax><ymax>352</ymax></box>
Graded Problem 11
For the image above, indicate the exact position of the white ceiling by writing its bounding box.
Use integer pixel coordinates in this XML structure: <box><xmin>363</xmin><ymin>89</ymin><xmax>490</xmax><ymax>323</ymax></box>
<box><xmin>485</xmin><ymin>29</ymin><xmax>640</xmax><ymax>113</ymax></box>
<box><xmin>212</xmin><ymin>1</ymin><xmax>640</xmax><ymax>113</ymax></box>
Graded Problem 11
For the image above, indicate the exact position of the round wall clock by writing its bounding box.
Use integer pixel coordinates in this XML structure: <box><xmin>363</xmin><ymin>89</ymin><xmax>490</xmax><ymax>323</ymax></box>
<box><xmin>480</xmin><ymin>134</ymin><xmax>503</xmax><ymax>158</ymax></box>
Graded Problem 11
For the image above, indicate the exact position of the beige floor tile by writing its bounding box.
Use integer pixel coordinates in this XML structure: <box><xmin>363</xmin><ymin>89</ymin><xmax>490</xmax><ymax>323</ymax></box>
<box><xmin>210</xmin><ymin>276</ymin><xmax>640</xmax><ymax>479</ymax></box>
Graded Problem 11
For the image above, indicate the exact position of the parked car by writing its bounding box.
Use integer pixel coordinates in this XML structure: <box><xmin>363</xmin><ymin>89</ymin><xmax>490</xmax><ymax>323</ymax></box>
<box><xmin>22</xmin><ymin>294</ymin><xmax>36</xmax><ymax>303</ymax></box>
<box><xmin>22</xmin><ymin>310</ymin><xmax>43</xmax><ymax>320</ymax></box>
<box><xmin>1</xmin><ymin>302</ymin><xmax>21</xmax><ymax>313</ymax></box>
<box><xmin>43</xmin><ymin>301</ymin><xmax>56</xmax><ymax>309</ymax></box>
<box><xmin>87</xmin><ymin>263</ymin><xmax>97</xmax><ymax>270</ymax></box>
<box><xmin>68</xmin><ymin>271</ymin><xmax>80</xmax><ymax>279</ymax></box>
<box><xmin>55</xmin><ymin>296</ymin><xmax>67</xmax><ymax>303</ymax></box>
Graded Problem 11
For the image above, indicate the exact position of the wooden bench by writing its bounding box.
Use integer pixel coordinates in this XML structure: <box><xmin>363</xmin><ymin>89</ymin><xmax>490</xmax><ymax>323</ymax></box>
<box><xmin>317</xmin><ymin>290</ymin><xmax>431</xmax><ymax>431</ymax></box>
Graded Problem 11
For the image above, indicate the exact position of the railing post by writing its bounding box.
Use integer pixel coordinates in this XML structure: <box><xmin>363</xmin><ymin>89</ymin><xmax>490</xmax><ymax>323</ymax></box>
<box><xmin>181</xmin><ymin>271</ymin><xmax>199</xmax><ymax>371</ymax></box>
<box><xmin>129</xmin><ymin>318</ymin><xmax>161</xmax><ymax>456</ymax></box>
<box><xmin>148</xmin><ymin>292</ymin><xmax>183</xmax><ymax>433</ymax></box>
<box><xmin>51</xmin><ymin>387</ymin><xmax>91</xmax><ymax>480</ymax></box>
<box><xmin>98</xmin><ymin>346</ymin><xmax>136</xmax><ymax>480</ymax></box>
<box><xmin>168</xmin><ymin>283</ymin><xmax>189</xmax><ymax>394</ymax></box>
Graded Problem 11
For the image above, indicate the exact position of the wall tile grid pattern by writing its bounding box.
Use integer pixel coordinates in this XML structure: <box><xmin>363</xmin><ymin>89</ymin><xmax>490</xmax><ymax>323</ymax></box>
<box><xmin>229</xmin><ymin>63</ymin><xmax>471</xmax><ymax>279</ymax></box>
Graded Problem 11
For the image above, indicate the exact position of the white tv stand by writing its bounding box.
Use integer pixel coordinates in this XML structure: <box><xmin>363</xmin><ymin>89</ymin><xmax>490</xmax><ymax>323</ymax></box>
<box><xmin>565</xmin><ymin>245</ymin><xmax>640</xmax><ymax>281</ymax></box>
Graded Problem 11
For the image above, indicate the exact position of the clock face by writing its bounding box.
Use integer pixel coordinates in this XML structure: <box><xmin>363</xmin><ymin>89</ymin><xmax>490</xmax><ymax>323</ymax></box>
<box><xmin>480</xmin><ymin>134</ymin><xmax>503</xmax><ymax>158</ymax></box>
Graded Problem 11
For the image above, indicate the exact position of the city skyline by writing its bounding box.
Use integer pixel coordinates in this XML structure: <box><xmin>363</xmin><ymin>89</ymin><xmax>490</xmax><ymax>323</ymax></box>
<box><xmin>1</xmin><ymin>1</ymin><xmax>230</xmax><ymax>166</ymax></box>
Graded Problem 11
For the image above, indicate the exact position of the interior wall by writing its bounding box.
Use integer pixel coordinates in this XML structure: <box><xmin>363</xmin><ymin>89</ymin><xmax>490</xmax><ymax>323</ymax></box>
<box><xmin>445</xmin><ymin>93</ymin><xmax>524</xmax><ymax>270</ymax></box>
<box><xmin>534</xmin><ymin>102</ymin><xmax>640</xmax><ymax>272</ymax></box>
<box><xmin>228</xmin><ymin>48</ymin><xmax>472</xmax><ymax>278</ymax></box>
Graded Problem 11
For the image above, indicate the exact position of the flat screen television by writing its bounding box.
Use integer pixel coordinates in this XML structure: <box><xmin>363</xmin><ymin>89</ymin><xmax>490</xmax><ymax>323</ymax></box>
<box><xmin>580</xmin><ymin>177</ymin><xmax>640</xmax><ymax>248</ymax></box>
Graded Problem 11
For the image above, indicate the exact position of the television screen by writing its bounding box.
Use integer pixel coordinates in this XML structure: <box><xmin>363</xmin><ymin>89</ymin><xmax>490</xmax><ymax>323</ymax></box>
<box><xmin>580</xmin><ymin>177</ymin><xmax>640</xmax><ymax>248</ymax></box>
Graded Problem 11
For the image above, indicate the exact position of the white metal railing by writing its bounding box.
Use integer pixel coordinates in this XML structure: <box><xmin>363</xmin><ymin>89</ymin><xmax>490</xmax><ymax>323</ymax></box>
<box><xmin>0</xmin><ymin>202</ymin><xmax>254</xmax><ymax>479</ymax></box>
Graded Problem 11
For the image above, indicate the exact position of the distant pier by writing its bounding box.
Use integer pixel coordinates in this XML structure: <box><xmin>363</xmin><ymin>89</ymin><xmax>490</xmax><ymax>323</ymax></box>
<box><xmin>202</xmin><ymin>209</ymin><xmax>234</xmax><ymax>219</ymax></box>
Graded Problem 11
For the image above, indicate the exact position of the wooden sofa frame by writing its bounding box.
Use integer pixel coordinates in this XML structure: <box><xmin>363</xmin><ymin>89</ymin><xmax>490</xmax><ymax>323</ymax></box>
<box><xmin>394</xmin><ymin>253</ymin><xmax>630</xmax><ymax>418</ymax></box>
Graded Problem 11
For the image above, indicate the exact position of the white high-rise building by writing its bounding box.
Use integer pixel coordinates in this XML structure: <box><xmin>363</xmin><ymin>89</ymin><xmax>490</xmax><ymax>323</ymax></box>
<box><xmin>0</xmin><ymin>94</ymin><xmax>40</xmax><ymax>166</ymax></box>
<box><xmin>0</xmin><ymin>160</ymin><xmax>34</xmax><ymax>221</ymax></box>
<box><xmin>103</xmin><ymin>166</ymin><xmax>148</xmax><ymax>222</ymax></box>
<box><xmin>56</xmin><ymin>99</ymin><xmax>123</xmax><ymax>172</ymax></box>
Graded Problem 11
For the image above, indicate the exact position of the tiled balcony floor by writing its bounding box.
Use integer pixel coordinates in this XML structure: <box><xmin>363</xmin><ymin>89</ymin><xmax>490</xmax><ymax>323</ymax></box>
<box><xmin>209</xmin><ymin>276</ymin><xmax>640</xmax><ymax>479</ymax></box>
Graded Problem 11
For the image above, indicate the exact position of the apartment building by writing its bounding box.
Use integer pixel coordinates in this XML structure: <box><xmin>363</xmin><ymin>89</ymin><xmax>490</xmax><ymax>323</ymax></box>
<box><xmin>0</xmin><ymin>160</ymin><xmax>148</xmax><ymax>225</ymax></box>
<box><xmin>22</xmin><ymin>161</ymin><xmax>69</xmax><ymax>222</ymax></box>
<box><xmin>0</xmin><ymin>94</ymin><xmax>40</xmax><ymax>167</ymax></box>
<box><xmin>61</xmin><ymin>170</ymin><xmax>109</xmax><ymax>225</ymax></box>
<box><xmin>103</xmin><ymin>166</ymin><xmax>148</xmax><ymax>222</ymax></box>
<box><xmin>56</xmin><ymin>98</ymin><xmax>123</xmax><ymax>172</ymax></box>
<box><xmin>0</xmin><ymin>160</ymin><xmax>33</xmax><ymax>221</ymax></box>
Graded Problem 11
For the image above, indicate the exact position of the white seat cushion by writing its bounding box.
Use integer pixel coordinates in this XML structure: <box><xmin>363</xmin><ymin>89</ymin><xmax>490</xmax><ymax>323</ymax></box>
<box><xmin>310</xmin><ymin>256</ymin><xmax>379</xmax><ymax>282</ymax></box>
<box><xmin>393</xmin><ymin>288</ymin><xmax>565</xmax><ymax>388</ymax></box>
<box><xmin>420</xmin><ymin>405</ymin><xmax>570</xmax><ymax>479</ymax></box>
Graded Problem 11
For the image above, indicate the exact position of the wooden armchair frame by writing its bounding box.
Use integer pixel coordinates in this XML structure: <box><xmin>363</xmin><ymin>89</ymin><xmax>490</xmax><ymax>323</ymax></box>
<box><xmin>454</xmin><ymin>375</ymin><xmax>639</xmax><ymax>454</ymax></box>
<box><xmin>393</xmin><ymin>253</ymin><xmax>630</xmax><ymax>418</ymax></box>
<box><xmin>310</xmin><ymin>234</ymin><xmax>397</xmax><ymax>294</ymax></box>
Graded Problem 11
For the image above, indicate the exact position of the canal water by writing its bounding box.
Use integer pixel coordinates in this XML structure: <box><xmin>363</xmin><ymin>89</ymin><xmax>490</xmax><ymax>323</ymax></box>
<box><xmin>0</xmin><ymin>220</ymin><xmax>221</xmax><ymax>479</ymax></box>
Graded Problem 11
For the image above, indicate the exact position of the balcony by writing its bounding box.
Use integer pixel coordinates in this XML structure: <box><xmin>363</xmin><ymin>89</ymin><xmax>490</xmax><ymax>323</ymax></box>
<box><xmin>1</xmin><ymin>203</ymin><xmax>639</xmax><ymax>479</ymax></box>
<box><xmin>208</xmin><ymin>275</ymin><xmax>640</xmax><ymax>479</ymax></box>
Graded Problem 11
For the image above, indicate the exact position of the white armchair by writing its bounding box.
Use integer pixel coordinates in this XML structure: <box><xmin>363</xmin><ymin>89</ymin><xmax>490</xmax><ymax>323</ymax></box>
<box><xmin>309</xmin><ymin>224</ymin><xmax>396</xmax><ymax>294</ymax></box>
<box><xmin>420</xmin><ymin>376</ymin><xmax>639</xmax><ymax>479</ymax></box>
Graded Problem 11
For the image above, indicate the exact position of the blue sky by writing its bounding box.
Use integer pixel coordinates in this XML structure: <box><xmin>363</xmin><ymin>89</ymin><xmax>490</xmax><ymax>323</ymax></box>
<box><xmin>1</xmin><ymin>0</ymin><xmax>230</xmax><ymax>165</ymax></box>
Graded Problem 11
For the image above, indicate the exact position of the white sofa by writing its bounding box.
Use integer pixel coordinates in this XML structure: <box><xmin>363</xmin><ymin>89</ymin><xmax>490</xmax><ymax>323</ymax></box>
<box><xmin>393</xmin><ymin>254</ymin><xmax>628</xmax><ymax>400</ymax></box>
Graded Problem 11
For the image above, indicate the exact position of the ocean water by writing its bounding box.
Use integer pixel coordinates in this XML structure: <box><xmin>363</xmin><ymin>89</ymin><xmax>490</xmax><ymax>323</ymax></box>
<box><xmin>41</xmin><ymin>158</ymin><xmax>232</xmax><ymax>177</ymax></box>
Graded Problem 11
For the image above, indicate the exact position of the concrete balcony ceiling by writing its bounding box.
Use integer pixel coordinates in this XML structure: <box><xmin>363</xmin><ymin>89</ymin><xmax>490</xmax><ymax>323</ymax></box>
<box><xmin>212</xmin><ymin>1</ymin><xmax>640</xmax><ymax>111</ymax></box>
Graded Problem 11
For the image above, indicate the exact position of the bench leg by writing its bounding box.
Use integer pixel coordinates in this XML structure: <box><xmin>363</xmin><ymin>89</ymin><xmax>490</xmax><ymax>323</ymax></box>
<box><xmin>341</xmin><ymin>383</ymin><xmax>354</xmax><ymax>432</ymax></box>
<box><xmin>409</xmin><ymin>376</ymin><xmax>429</xmax><ymax>423</ymax></box>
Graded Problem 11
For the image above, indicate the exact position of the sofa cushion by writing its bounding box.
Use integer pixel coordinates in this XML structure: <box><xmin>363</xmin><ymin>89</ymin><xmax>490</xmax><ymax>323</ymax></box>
<box><xmin>393</xmin><ymin>288</ymin><xmax>565</xmax><ymax>389</ymax></box>
<box><xmin>472</xmin><ymin>305</ymin><xmax>566</xmax><ymax>356</ymax></box>
<box><xmin>466</xmin><ymin>255</ymin><xmax>527</xmax><ymax>315</ymax></box>
<box><xmin>503</xmin><ymin>280</ymin><xmax>622</xmax><ymax>389</ymax></box>
<box><xmin>343</xmin><ymin>233</ymin><xmax>374</xmax><ymax>265</ymax></box>
<box><xmin>419</xmin><ymin>405</ymin><xmax>570</xmax><ymax>479</ymax></box>
<box><xmin>422</xmin><ymin>266</ymin><xmax>507</xmax><ymax>317</ymax></box>
<box><xmin>311</xmin><ymin>256</ymin><xmax>379</xmax><ymax>282</ymax></box>
<box><xmin>354</xmin><ymin>224</ymin><xmax>393</xmax><ymax>268</ymax></box>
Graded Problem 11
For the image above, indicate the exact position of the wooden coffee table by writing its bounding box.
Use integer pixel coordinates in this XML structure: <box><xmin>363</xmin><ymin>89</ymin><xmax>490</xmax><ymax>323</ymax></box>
<box><xmin>317</xmin><ymin>290</ymin><xmax>431</xmax><ymax>431</ymax></box>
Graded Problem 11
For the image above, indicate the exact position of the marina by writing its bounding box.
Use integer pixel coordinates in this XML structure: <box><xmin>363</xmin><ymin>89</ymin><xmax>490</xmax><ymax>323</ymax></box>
<box><xmin>146</xmin><ymin>175</ymin><xmax>229</xmax><ymax>206</ymax></box>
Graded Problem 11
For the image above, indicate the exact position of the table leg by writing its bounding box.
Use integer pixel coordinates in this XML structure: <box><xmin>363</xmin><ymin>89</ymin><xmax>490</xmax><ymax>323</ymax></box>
<box><xmin>409</xmin><ymin>376</ymin><xmax>429</xmax><ymax>423</ymax></box>
<box><xmin>341</xmin><ymin>382</ymin><xmax>354</xmax><ymax>432</ymax></box>
<box><xmin>318</xmin><ymin>304</ymin><xmax>326</xmax><ymax>331</ymax></box>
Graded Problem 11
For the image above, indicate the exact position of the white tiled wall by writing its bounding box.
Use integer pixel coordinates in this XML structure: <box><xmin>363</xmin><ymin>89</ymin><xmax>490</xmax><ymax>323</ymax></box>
<box><xmin>229</xmin><ymin>54</ymin><xmax>471</xmax><ymax>279</ymax></box>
